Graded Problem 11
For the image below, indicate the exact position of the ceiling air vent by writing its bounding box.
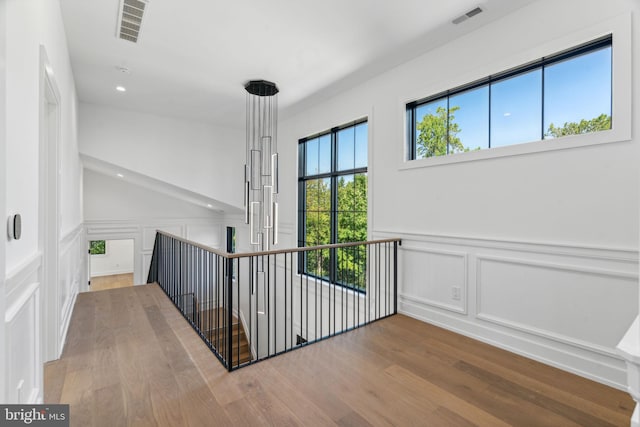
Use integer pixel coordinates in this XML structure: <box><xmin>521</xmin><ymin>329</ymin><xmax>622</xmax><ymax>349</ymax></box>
<box><xmin>452</xmin><ymin>6</ymin><xmax>483</xmax><ymax>25</ymax></box>
<box><xmin>116</xmin><ymin>0</ymin><xmax>149</xmax><ymax>43</ymax></box>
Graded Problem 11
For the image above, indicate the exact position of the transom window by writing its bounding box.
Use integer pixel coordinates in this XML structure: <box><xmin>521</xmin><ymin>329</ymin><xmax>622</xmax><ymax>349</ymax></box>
<box><xmin>407</xmin><ymin>35</ymin><xmax>612</xmax><ymax>160</ymax></box>
<box><xmin>298</xmin><ymin>120</ymin><xmax>368</xmax><ymax>290</ymax></box>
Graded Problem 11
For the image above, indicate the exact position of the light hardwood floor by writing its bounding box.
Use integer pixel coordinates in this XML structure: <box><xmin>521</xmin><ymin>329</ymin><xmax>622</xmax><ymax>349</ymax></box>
<box><xmin>45</xmin><ymin>284</ymin><xmax>633</xmax><ymax>426</ymax></box>
<box><xmin>90</xmin><ymin>273</ymin><xmax>134</xmax><ymax>292</ymax></box>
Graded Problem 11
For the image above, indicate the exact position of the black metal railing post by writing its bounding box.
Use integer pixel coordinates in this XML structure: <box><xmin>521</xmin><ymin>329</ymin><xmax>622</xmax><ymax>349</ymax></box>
<box><xmin>393</xmin><ymin>241</ymin><xmax>398</xmax><ymax>315</ymax></box>
<box><xmin>226</xmin><ymin>256</ymin><xmax>233</xmax><ymax>372</ymax></box>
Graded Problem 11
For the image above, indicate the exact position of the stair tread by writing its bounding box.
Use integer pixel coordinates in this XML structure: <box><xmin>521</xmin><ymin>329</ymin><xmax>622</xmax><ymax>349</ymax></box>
<box><xmin>199</xmin><ymin>307</ymin><xmax>253</xmax><ymax>366</ymax></box>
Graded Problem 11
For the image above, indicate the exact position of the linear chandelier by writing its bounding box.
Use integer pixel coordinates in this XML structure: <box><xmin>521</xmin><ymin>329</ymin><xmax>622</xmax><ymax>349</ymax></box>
<box><xmin>244</xmin><ymin>80</ymin><xmax>279</xmax><ymax>251</ymax></box>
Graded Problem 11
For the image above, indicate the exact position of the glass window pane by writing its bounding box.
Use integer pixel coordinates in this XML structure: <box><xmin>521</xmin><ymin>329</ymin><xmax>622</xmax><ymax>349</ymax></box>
<box><xmin>306</xmin><ymin>250</ymin><xmax>328</xmax><ymax>278</ymax></box>
<box><xmin>305</xmin><ymin>212</ymin><xmax>319</xmax><ymax>246</ymax></box>
<box><xmin>305</xmin><ymin>180</ymin><xmax>319</xmax><ymax>213</ymax></box>
<box><xmin>337</xmin><ymin>126</ymin><xmax>355</xmax><ymax>171</ymax></box>
<box><xmin>449</xmin><ymin>86</ymin><xmax>489</xmax><ymax>153</ymax></box>
<box><xmin>354</xmin><ymin>173</ymin><xmax>367</xmax><ymax>215</ymax></box>
<box><xmin>89</xmin><ymin>240</ymin><xmax>105</xmax><ymax>255</ymax></box>
<box><xmin>305</xmin><ymin>253</ymin><xmax>316</xmax><ymax>276</ymax></box>
<box><xmin>415</xmin><ymin>98</ymin><xmax>448</xmax><ymax>158</ymax></box>
<box><xmin>308</xmin><ymin>248</ymin><xmax>330</xmax><ymax>280</ymax></box>
<box><xmin>337</xmin><ymin>212</ymin><xmax>354</xmax><ymax>243</ymax></box>
<box><xmin>337</xmin><ymin>246</ymin><xmax>358</xmax><ymax>288</ymax></box>
<box><xmin>544</xmin><ymin>47</ymin><xmax>611</xmax><ymax>139</ymax></box>
<box><xmin>306</xmin><ymin>179</ymin><xmax>331</xmax><ymax>212</ymax></box>
<box><xmin>318</xmin><ymin>178</ymin><xmax>331</xmax><ymax>211</ymax></box>
<box><xmin>318</xmin><ymin>134</ymin><xmax>331</xmax><ymax>174</ymax></box>
<box><xmin>305</xmin><ymin>137</ymin><xmax>318</xmax><ymax>175</ymax></box>
<box><xmin>317</xmin><ymin>211</ymin><xmax>331</xmax><ymax>245</ymax></box>
<box><xmin>353</xmin><ymin>210</ymin><xmax>367</xmax><ymax>242</ymax></box>
<box><xmin>490</xmin><ymin>69</ymin><xmax>542</xmax><ymax>147</ymax></box>
<box><xmin>355</xmin><ymin>245</ymin><xmax>367</xmax><ymax>291</ymax></box>
<box><xmin>305</xmin><ymin>211</ymin><xmax>331</xmax><ymax>247</ymax></box>
<box><xmin>355</xmin><ymin>123</ymin><xmax>368</xmax><ymax>168</ymax></box>
<box><xmin>337</xmin><ymin>174</ymin><xmax>355</xmax><ymax>212</ymax></box>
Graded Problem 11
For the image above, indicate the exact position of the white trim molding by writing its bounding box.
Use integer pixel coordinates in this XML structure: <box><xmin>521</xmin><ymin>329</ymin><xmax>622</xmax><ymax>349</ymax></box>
<box><xmin>376</xmin><ymin>229</ymin><xmax>638</xmax><ymax>390</ymax></box>
<box><xmin>399</xmin><ymin>245</ymin><xmax>468</xmax><ymax>315</ymax></box>
<box><xmin>4</xmin><ymin>270</ymin><xmax>42</xmax><ymax>404</ymax></box>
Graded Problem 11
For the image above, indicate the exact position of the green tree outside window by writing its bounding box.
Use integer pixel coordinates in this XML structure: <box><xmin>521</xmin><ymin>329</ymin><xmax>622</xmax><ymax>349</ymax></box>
<box><xmin>89</xmin><ymin>240</ymin><xmax>106</xmax><ymax>255</ymax></box>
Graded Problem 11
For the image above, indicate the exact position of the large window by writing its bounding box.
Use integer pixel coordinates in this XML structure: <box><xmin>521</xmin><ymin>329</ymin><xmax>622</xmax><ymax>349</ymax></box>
<box><xmin>298</xmin><ymin>120</ymin><xmax>368</xmax><ymax>290</ymax></box>
<box><xmin>407</xmin><ymin>35</ymin><xmax>612</xmax><ymax>160</ymax></box>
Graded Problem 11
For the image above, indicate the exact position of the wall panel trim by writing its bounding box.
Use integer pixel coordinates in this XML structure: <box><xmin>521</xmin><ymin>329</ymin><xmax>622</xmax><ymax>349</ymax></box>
<box><xmin>374</xmin><ymin>230</ymin><xmax>637</xmax><ymax>263</ymax></box>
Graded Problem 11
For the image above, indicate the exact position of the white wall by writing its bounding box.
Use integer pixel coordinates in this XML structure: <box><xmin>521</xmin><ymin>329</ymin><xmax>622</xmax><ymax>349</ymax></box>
<box><xmin>79</xmin><ymin>103</ymin><xmax>245</xmax><ymax>209</ymax></box>
<box><xmin>277</xmin><ymin>0</ymin><xmax>639</xmax><ymax>389</ymax></box>
<box><xmin>0</xmin><ymin>0</ymin><xmax>7</xmax><ymax>404</ymax></box>
<box><xmin>84</xmin><ymin>169</ymin><xmax>224</xmax><ymax>285</ymax></box>
<box><xmin>6</xmin><ymin>1</ymin><xmax>82</xmax><ymax>271</ymax></box>
<box><xmin>90</xmin><ymin>239</ymin><xmax>134</xmax><ymax>277</ymax></box>
<box><xmin>84</xmin><ymin>169</ymin><xmax>223</xmax><ymax>220</ymax></box>
<box><xmin>3</xmin><ymin>0</ymin><xmax>83</xmax><ymax>404</ymax></box>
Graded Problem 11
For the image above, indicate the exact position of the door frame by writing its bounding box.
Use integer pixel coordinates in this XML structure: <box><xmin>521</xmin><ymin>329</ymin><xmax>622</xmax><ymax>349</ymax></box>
<box><xmin>39</xmin><ymin>46</ymin><xmax>61</xmax><ymax>362</ymax></box>
<box><xmin>88</xmin><ymin>238</ymin><xmax>136</xmax><ymax>289</ymax></box>
<box><xmin>86</xmin><ymin>232</ymin><xmax>141</xmax><ymax>285</ymax></box>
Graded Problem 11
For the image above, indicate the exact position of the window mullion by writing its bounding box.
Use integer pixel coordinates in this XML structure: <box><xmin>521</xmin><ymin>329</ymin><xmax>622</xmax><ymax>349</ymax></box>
<box><xmin>541</xmin><ymin>64</ymin><xmax>545</xmax><ymax>141</ymax></box>
<box><xmin>330</xmin><ymin>130</ymin><xmax>338</xmax><ymax>284</ymax></box>
<box><xmin>446</xmin><ymin>96</ymin><xmax>450</xmax><ymax>155</ymax></box>
<box><xmin>488</xmin><ymin>81</ymin><xmax>492</xmax><ymax>149</ymax></box>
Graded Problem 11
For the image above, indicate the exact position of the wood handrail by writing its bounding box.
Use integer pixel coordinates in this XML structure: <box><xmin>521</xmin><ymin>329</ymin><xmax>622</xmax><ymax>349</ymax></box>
<box><xmin>155</xmin><ymin>230</ymin><xmax>401</xmax><ymax>259</ymax></box>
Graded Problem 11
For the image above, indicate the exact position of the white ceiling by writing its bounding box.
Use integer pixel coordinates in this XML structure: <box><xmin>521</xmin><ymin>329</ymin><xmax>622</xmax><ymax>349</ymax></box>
<box><xmin>60</xmin><ymin>0</ymin><xmax>537</xmax><ymax>127</ymax></box>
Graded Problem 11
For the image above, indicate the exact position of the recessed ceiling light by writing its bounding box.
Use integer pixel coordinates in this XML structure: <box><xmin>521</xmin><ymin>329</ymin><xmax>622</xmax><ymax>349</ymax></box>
<box><xmin>116</xmin><ymin>173</ymin><xmax>124</xmax><ymax>178</ymax></box>
<box><xmin>206</xmin><ymin>204</ymin><xmax>213</xmax><ymax>208</ymax></box>
<box><xmin>116</xmin><ymin>85</ymin><xmax>126</xmax><ymax>92</ymax></box>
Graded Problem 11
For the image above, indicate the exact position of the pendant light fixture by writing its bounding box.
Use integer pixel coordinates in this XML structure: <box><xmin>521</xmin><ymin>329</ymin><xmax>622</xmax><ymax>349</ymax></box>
<box><xmin>244</xmin><ymin>80</ymin><xmax>279</xmax><ymax>251</ymax></box>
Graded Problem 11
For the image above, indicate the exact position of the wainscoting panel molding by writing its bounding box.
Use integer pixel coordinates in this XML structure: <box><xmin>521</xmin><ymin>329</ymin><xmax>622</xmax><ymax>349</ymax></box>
<box><xmin>400</xmin><ymin>245</ymin><xmax>467</xmax><ymax>314</ymax></box>
<box><xmin>5</xmin><ymin>257</ymin><xmax>41</xmax><ymax>404</ymax></box>
<box><xmin>58</xmin><ymin>225</ymin><xmax>83</xmax><ymax>353</ymax></box>
<box><xmin>476</xmin><ymin>255</ymin><xmax>637</xmax><ymax>356</ymax></box>
<box><xmin>5</xmin><ymin>253</ymin><xmax>41</xmax><ymax>300</ymax></box>
<box><xmin>373</xmin><ymin>230</ymin><xmax>638</xmax><ymax>390</ymax></box>
<box><xmin>5</xmin><ymin>284</ymin><xmax>40</xmax><ymax>404</ymax></box>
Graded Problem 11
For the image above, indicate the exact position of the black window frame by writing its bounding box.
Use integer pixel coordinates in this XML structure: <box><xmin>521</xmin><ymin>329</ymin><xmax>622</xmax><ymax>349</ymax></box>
<box><xmin>298</xmin><ymin>119</ymin><xmax>368</xmax><ymax>292</ymax></box>
<box><xmin>407</xmin><ymin>34</ymin><xmax>613</xmax><ymax>160</ymax></box>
